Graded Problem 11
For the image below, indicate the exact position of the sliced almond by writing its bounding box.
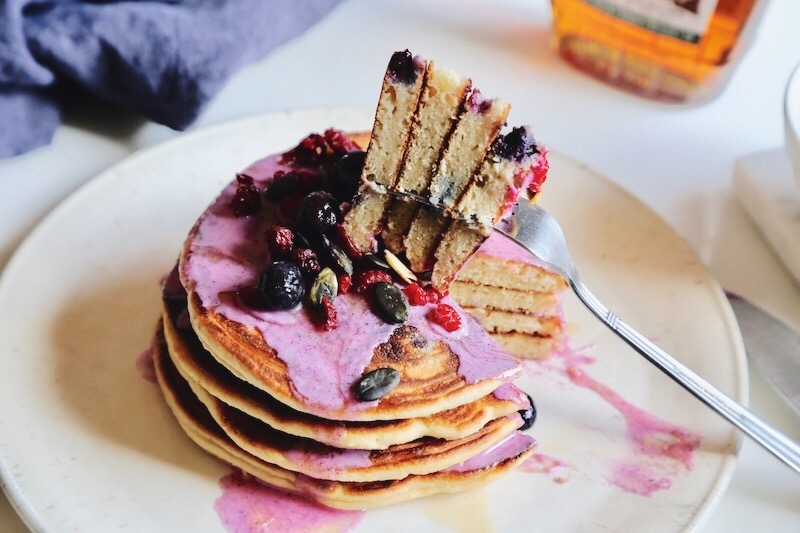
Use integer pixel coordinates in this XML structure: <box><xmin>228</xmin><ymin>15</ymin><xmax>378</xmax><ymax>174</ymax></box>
<box><xmin>384</xmin><ymin>249</ymin><xmax>418</xmax><ymax>284</ymax></box>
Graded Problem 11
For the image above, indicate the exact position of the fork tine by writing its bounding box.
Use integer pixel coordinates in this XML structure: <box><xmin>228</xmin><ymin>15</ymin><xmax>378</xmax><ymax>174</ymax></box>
<box><xmin>494</xmin><ymin>201</ymin><xmax>572</xmax><ymax>280</ymax></box>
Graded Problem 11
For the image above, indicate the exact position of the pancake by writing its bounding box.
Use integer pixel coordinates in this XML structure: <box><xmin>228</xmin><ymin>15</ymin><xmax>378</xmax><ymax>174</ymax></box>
<box><xmin>161</xmin><ymin>281</ymin><xmax>529</xmax><ymax>450</ymax></box>
<box><xmin>180</xmin><ymin>147</ymin><xmax>523</xmax><ymax>422</ymax></box>
<box><xmin>194</xmin><ymin>383</ymin><xmax>523</xmax><ymax>483</ymax></box>
<box><xmin>152</xmin><ymin>321</ymin><xmax>537</xmax><ymax>510</ymax></box>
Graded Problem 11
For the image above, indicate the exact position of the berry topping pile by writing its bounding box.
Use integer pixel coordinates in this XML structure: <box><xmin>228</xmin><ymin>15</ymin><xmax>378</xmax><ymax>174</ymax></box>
<box><xmin>230</xmin><ymin>130</ymin><xmax>478</xmax><ymax>402</ymax></box>
<box><xmin>231</xmin><ymin>130</ymin><xmax>464</xmax><ymax>337</ymax></box>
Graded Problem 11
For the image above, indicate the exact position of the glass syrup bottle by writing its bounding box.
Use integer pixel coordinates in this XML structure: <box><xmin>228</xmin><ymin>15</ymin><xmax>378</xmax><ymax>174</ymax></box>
<box><xmin>550</xmin><ymin>0</ymin><xmax>769</xmax><ymax>103</ymax></box>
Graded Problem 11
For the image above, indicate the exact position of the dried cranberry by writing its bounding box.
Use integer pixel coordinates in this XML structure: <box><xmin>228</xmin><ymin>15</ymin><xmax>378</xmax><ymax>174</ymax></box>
<box><xmin>292</xmin><ymin>248</ymin><xmax>321</xmax><ymax>278</ymax></box>
<box><xmin>324</xmin><ymin>129</ymin><xmax>361</xmax><ymax>156</ymax></box>
<box><xmin>425</xmin><ymin>287</ymin><xmax>445</xmax><ymax>304</ymax></box>
<box><xmin>432</xmin><ymin>303</ymin><xmax>461</xmax><ymax>332</ymax></box>
<box><xmin>354</xmin><ymin>270</ymin><xmax>393</xmax><ymax>294</ymax></box>
<box><xmin>265</xmin><ymin>226</ymin><xmax>294</xmax><ymax>259</ymax></box>
<box><xmin>335</xmin><ymin>224</ymin><xmax>363</xmax><ymax>259</ymax></box>
<box><xmin>276</xmin><ymin>192</ymin><xmax>305</xmax><ymax>225</ymax></box>
<box><xmin>237</xmin><ymin>286</ymin><xmax>272</xmax><ymax>310</ymax></box>
<box><xmin>338</xmin><ymin>273</ymin><xmax>352</xmax><ymax>294</ymax></box>
<box><xmin>317</xmin><ymin>297</ymin><xmax>338</xmax><ymax>331</ymax></box>
<box><xmin>528</xmin><ymin>151</ymin><xmax>549</xmax><ymax>195</ymax></box>
<box><xmin>403</xmin><ymin>283</ymin><xmax>429</xmax><ymax>306</ymax></box>
<box><xmin>229</xmin><ymin>173</ymin><xmax>262</xmax><ymax>217</ymax></box>
<box><xmin>282</xmin><ymin>133</ymin><xmax>328</xmax><ymax>166</ymax></box>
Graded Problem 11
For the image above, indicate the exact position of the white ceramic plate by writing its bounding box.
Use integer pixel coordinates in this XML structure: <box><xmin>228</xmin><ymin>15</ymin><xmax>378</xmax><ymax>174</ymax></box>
<box><xmin>0</xmin><ymin>109</ymin><xmax>746</xmax><ymax>532</ymax></box>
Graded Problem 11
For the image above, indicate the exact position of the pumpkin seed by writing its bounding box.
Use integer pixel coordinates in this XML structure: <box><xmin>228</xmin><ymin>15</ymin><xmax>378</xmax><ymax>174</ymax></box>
<box><xmin>384</xmin><ymin>249</ymin><xmax>417</xmax><ymax>283</ymax></box>
<box><xmin>373</xmin><ymin>281</ymin><xmax>409</xmax><ymax>324</ymax></box>
<box><xmin>364</xmin><ymin>253</ymin><xmax>390</xmax><ymax>269</ymax></box>
<box><xmin>354</xmin><ymin>367</ymin><xmax>400</xmax><ymax>401</ymax></box>
<box><xmin>309</xmin><ymin>267</ymin><xmax>338</xmax><ymax>310</ymax></box>
<box><xmin>321</xmin><ymin>234</ymin><xmax>354</xmax><ymax>275</ymax></box>
<box><xmin>263</xmin><ymin>173</ymin><xmax>300</xmax><ymax>201</ymax></box>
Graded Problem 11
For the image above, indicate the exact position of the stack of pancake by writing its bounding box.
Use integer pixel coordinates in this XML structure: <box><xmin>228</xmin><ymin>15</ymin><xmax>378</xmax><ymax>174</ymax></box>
<box><xmin>151</xmin><ymin>50</ymin><xmax>565</xmax><ymax>510</ymax></box>
<box><xmin>155</xmin><ymin>266</ymin><xmax>535</xmax><ymax>509</ymax></box>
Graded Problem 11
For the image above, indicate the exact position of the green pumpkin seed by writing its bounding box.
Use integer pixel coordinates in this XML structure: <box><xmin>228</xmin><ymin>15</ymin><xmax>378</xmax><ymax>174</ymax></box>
<box><xmin>373</xmin><ymin>281</ymin><xmax>409</xmax><ymax>324</ymax></box>
<box><xmin>309</xmin><ymin>267</ymin><xmax>338</xmax><ymax>310</ymax></box>
<box><xmin>321</xmin><ymin>234</ymin><xmax>354</xmax><ymax>275</ymax></box>
<box><xmin>364</xmin><ymin>253</ymin><xmax>390</xmax><ymax>269</ymax></box>
<box><xmin>354</xmin><ymin>367</ymin><xmax>400</xmax><ymax>401</ymax></box>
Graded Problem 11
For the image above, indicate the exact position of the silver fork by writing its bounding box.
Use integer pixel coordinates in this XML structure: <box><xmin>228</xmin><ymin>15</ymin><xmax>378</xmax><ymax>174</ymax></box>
<box><xmin>497</xmin><ymin>200</ymin><xmax>800</xmax><ymax>474</ymax></box>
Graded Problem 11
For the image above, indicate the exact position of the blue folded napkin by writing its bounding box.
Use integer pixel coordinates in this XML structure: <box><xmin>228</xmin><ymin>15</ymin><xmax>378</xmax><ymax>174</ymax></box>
<box><xmin>0</xmin><ymin>0</ymin><xmax>342</xmax><ymax>159</ymax></box>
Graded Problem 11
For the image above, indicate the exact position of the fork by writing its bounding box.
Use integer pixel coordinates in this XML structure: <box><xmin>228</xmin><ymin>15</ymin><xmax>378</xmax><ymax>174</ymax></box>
<box><xmin>496</xmin><ymin>200</ymin><xmax>800</xmax><ymax>474</ymax></box>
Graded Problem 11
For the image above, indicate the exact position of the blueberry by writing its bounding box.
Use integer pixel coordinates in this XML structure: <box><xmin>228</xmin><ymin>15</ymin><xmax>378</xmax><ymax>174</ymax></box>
<box><xmin>494</xmin><ymin>126</ymin><xmax>538</xmax><ymax>163</ymax></box>
<box><xmin>330</xmin><ymin>151</ymin><xmax>366</xmax><ymax>201</ymax></box>
<box><xmin>297</xmin><ymin>191</ymin><xmax>341</xmax><ymax>239</ymax></box>
<box><xmin>388</xmin><ymin>50</ymin><xmax>421</xmax><ymax>85</ymax></box>
<box><xmin>258</xmin><ymin>261</ymin><xmax>305</xmax><ymax>310</ymax></box>
<box><xmin>519</xmin><ymin>394</ymin><xmax>537</xmax><ymax>431</ymax></box>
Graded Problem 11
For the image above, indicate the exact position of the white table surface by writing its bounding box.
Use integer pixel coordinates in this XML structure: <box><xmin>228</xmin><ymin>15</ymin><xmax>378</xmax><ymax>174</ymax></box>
<box><xmin>1</xmin><ymin>0</ymin><xmax>798</xmax><ymax>530</ymax></box>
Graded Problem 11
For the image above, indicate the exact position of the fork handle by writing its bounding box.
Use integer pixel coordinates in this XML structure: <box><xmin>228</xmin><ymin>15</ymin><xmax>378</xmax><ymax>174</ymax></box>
<box><xmin>569</xmin><ymin>274</ymin><xmax>800</xmax><ymax>474</ymax></box>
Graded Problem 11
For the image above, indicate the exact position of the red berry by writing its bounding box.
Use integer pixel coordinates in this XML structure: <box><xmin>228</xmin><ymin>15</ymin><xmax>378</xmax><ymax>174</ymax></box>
<box><xmin>353</xmin><ymin>269</ymin><xmax>393</xmax><ymax>294</ymax></box>
<box><xmin>432</xmin><ymin>303</ymin><xmax>461</xmax><ymax>332</ymax></box>
<box><xmin>236</xmin><ymin>286</ymin><xmax>271</xmax><ymax>310</ymax></box>
<box><xmin>403</xmin><ymin>283</ymin><xmax>429</xmax><ymax>306</ymax></box>
<box><xmin>292</xmin><ymin>248</ymin><xmax>321</xmax><ymax>278</ymax></box>
<box><xmin>265</xmin><ymin>226</ymin><xmax>294</xmax><ymax>259</ymax></box>
<box><xmin>282</xmin><ymin>133</ymin><xmax>328</xmax><ymax>166</ymax></box>
<box><xmin>230</xmin><ymin>173</ymin><xmax>262</xmax><ymax>217</ymax></box>
<box><xmin>335</xmin><ymin>224</ymin><xmax>363</xmax><ymax>259</ymax></box>
<box><xmin>425</xmin><ymin>287</ymin><xmax>446</xmax><ymax>304</ymax></box>
<box><xmin>528</xmin><ymin>151</ymin><xmax>549</xmax><ymax>194</ymax></box>
<box><xmin>338</xmin><ymin>273</ymin><xmax>352</xmax><ymax>294</ymax></box>
<box><xmin>324</xmin><ymin>129</ymin><xmax>361</xmax><ymax>156</ymax></box>
<box><xmin>318</xmin><ymin>297</ymin><xmax>338</xmax><ymax>331</ymax></box>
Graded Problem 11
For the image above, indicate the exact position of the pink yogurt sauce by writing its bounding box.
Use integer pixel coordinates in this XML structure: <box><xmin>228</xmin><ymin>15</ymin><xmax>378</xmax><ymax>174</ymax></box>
<box><xmin>446</xmin><ymin>427</ymin><xmax>535</xmax><ymax>473</ymax></box>
<box><xmin>520</xmin><ymin>453</ymin><xmax>571</xmax><ymax>483</ymax></box>
<box><xmin>524</xmin><ymin>340</ymin><xmax>702</xmax><ymax>496</ymax></box>
<box><xmin>181</xmin><ymin>153</ymin><xmax>520</xmax><ymax>420</ymax></box>
<box><xmin>136</xmin><ymin>346</ymin><xmax>156</xmax><ymax>383</ymax></box>
<box><xmin>215</xmin><ymin>471</ymin><xmax>364</xmax><ymax>533</ymax></box>
<box><xmin>477</xmin><ymin>231</ymin><xmax>538</xmax><ymax>266</ymax></box>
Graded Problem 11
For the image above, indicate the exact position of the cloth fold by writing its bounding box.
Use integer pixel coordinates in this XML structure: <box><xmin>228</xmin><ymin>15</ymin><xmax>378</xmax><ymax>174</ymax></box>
<box><xmin>0</xmin><ymin>0</ymin><xmax>342</xmax><ymax>159</ymax></box>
